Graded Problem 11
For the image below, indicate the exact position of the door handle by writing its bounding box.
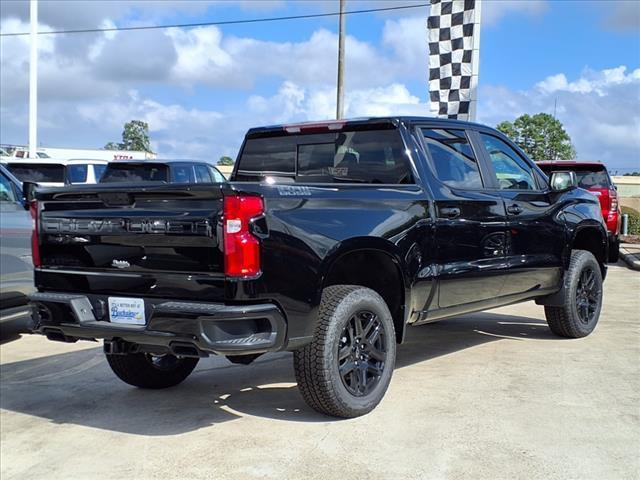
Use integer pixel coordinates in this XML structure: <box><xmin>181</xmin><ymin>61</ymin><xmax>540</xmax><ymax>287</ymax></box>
<box><xmin>506</xmin><ymin>204</ymin><xmax>523</xmax><ymax>215</ymax></box>
<box><xmin>439</xmin><ymin>207</ymin><xmax>461</xmax><ymax>219</ymax></box>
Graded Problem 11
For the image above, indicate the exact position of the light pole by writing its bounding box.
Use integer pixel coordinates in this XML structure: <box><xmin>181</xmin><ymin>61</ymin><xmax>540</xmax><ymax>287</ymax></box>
<box><xmin>336</xmin><ymin>0</ymin><xmax>346</xmax><ymax>120</ymax></box>
<box><xmin>29</xmin><ymin>0</ymin><xmax>38</xmax><ymax>158</ymax></box>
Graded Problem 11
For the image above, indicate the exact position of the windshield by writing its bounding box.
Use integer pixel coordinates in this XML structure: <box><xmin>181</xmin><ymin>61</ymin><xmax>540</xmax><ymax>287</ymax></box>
<box><xmin>235</xmin><ymin>128</ymin><xmax>413</xmax><ymax>184</ymax></box>
<box><xmin>6</xmin><ymin>163</ymin><xmax>66</xmax><ymax>183</ymax></box>
<box><xmin>100</xmin><ymin>163</ymin><xmax>169</xmax><ymax>183</ymax></box>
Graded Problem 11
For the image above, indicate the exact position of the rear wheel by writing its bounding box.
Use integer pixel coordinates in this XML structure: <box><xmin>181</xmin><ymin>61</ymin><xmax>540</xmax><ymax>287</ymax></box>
<box><xmin>545</xmin><ymin>249</ymin><xmax>603</xmax><ymax>338</ymax></box>
<box><xmin>293</xmin><ymin>285</ymin><xmax>396</xmax><ymax>418</ymax></box>
<box><xmin>105</xmin><ymin>351</ymin><xmax>199</xmax><ymax>389</ymax></box>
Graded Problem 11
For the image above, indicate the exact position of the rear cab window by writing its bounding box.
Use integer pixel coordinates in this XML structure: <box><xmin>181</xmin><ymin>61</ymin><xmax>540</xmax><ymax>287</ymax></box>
<box><xmin>100</xmin><ymin>163</ymin><xmax>169</xmax><ymax>183</ymax></box>
<box><xmin>6</xmin><ymin>163</ymin><xmax>66</xmax><ymax>183</ymax></box>
<box><xmin>235</xmin><ymin>126</ymin><xmax>414</xmax><ymax>184</ymax></box>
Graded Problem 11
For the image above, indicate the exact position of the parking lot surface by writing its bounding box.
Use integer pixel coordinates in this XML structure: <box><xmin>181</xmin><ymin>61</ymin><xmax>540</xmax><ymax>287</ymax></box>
<box><xmin>1</xmin><ymin>262</ymin><xmax>638</xmax><ymax>480</ymax></box>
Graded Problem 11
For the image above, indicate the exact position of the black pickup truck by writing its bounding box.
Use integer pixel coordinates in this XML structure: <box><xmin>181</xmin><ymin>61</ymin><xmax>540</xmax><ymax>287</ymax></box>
<box><xmin>30</xmin><ymin>117</ymin><xmax>607</xmax><ymax>418</ymax></box>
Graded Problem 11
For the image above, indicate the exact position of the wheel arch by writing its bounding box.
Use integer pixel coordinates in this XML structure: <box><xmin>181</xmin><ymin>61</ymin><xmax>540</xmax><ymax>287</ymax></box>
<box><xmin>317</xmin><ymin>237</ymin><xmax>410</xmax><ymax>344</ymax></box>
<box><xmin>570</xmin><ymin>223</ymin><xmax>608</xmax><ymax>276</ymax></box>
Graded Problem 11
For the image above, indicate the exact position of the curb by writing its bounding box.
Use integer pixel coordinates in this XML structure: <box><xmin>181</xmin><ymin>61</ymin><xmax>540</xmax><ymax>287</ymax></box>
<box><xmin>619</xmin><ymin>245</ymin><xmax>640</xmax><ymax>271</ymax></box>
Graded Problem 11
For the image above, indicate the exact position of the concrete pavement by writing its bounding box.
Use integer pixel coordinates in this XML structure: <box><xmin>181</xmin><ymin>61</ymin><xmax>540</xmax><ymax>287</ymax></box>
<box><xmin>1</xmin><ymin>262</ymin><xmax>639</xmax><ymax>480</ymax></box>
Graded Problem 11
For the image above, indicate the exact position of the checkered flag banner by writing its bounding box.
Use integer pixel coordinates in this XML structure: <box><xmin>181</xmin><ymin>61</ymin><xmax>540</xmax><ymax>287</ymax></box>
<box><xmin>428</xmin><ymin>0</ymin><xmax>482</xmax><ymax>121</ymax></box>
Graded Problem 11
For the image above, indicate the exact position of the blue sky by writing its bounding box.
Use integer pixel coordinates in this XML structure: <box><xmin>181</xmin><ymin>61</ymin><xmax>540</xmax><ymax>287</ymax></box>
<box><xmin>1</xmin><ymin>0</ymin><xmax>639</xmax><ymax>171</ymax></box>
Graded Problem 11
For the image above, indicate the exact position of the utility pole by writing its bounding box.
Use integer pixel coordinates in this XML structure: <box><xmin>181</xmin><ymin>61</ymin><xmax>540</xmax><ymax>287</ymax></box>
<box><xmin>29</xmin><ymin>0</ymin><xmax>38</xmax><ymax>158</ymax></box>
<box><xmin>336</xmin><ymin>0</ymin><xmax>346</xmax><ymax>120</ymax></box>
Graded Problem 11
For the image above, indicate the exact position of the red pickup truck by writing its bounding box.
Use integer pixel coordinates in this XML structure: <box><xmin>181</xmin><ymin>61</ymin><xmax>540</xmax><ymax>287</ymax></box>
<box><xmin>538</xmin><ymin>161</ymin><xmax>620</xmax><ymax>261</ymax></box>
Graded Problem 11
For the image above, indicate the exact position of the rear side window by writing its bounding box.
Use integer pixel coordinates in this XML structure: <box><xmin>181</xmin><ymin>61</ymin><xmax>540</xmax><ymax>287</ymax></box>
<box><xmin>67</xmin><ymin>165</ymin><xmax>88</xmax><ymax>183</ymax></box>
<box><xmin>172</xmin><ymin>165</ymin><xmax>195</xmax><ymax>183</ymax></box>
<box><xmin>94</xmin><ymin>164</ymin><xmax>107</xmax><ymax>181</ymax></box>
<box><xmin>236</xmin><ymin>129</ymin><xmax>413</xmax><ymax>184</ymax></box>
<box><xmin>421</xmin><ymin>128</ymin><xmax>483</xmax><ymax>189</ymax></box>
<box><xmin>480</xmin><ymin>134</ymin><xmax>537</xmax><ymax>191</ymax></box>
<box><xmin>101</xmin><ymin>164</ymin><xmax>169</xmax><ymax>183</ymax></box>
<box><xmin>7</xmin><ymin>163</ymin><xmax>65</xmax><ymax>183</ymax></box>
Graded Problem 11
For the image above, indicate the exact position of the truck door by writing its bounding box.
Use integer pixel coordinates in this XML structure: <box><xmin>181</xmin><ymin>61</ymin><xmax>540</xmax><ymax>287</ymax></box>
<box><xmin>417</xmin><ymin>127</ymin><xmax>508</xmax><ymax>309</ymax></box>
<box><xmin>475</xmin><ymin>132</ymin><xmax>564</xmax><ymax>295</ymax></box>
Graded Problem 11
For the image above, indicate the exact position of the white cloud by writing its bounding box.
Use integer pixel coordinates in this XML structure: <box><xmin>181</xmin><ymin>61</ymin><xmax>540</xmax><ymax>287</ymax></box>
<box><xmin>535</xmin><ymin>66</ymin><xmax>640</xmax><ymax>95</ymax></box>
<box><xmin>479</xmin><ymin>67</ymin><xmax>640</xmax><ymax>167</ymax></box>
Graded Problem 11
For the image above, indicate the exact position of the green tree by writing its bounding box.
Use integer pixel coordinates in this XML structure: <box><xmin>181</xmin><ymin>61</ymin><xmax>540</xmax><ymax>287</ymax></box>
<box><xmin>496</xmin><ymin>113</ymin><xmax>576</xmax><ymax>161</ymax></box>
<box><xmin>104</xmin><ymin>120</ymin><xmax>152</xmax><ymax>153</ymax></box>
<box><xmin>217</xmin><ymin>156</ymin><xmax>234</xmax><ymax>166</ymax></box>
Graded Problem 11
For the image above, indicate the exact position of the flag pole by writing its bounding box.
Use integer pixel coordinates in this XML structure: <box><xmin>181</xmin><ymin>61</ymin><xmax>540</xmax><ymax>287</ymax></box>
<box><xmin>336</xmin><ymin>0</ymin><xmax>346</xmax><ymax>120</ymax></box>
<box><xmin>29</xmin><ymin>0</ymin><xmax>38</xmax><ymax>158</ymax></box>
<box><xmin>468</xmin><ymin>0</ymin><xmax>481</xmax><ymax>122</ymax></box>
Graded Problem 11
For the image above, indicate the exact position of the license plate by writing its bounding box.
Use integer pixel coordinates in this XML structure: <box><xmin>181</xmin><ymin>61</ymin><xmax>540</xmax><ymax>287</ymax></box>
<box><xmin>108</xmin><ymin>297</ymin><xmax>146</xmax><ymax>325</ymax></box>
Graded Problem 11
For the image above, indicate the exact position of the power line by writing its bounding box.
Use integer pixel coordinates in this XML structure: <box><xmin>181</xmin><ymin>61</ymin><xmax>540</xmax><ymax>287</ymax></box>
<box><xmin>0</xmin><ymin>3</ymin><xmax>429</xmax><ymax>37</ymax></box>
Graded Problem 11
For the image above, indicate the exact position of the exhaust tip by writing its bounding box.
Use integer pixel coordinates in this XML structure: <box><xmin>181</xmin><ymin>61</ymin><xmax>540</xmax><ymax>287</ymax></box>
<box><xmin>169</xmin><ymin>342</ymin><xmax>204</xmax><ymax>358</ymax></box>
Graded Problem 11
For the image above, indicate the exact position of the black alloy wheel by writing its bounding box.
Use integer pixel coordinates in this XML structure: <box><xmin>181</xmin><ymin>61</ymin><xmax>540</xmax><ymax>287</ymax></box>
<box><xmin>338</xmin><ymin>310</ymin><xmax>387</xmax><ymax>397</ymax></box>
<box><xmin>575</xmin><ymin>267</ymin><xmax>599</xmax><ymax>324</ymax></box>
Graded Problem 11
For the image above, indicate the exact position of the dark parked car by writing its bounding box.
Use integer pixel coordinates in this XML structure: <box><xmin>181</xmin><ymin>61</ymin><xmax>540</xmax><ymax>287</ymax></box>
<box><xmin>99</xmin><ymin>160</ymin><xmax>226</xmax><ymax>184</ymax></box>
<box><xmin>0</xmin><ymin>165</ymin><xmax>35</xmax><ymax>340</ymax></box>
<box><xmin>29</xmin><ymin>117</ymin><xmax>608</xmax><ymax>417</ymax></box>
<box><xmin>538</xmin><ymin>161</ymin><xmax>621</xmax><ymax>261</ymax></box>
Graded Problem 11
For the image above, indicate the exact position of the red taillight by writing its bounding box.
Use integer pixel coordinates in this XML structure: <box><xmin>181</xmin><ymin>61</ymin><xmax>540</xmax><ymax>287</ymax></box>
<box><xmin>29</xmin><ymin>200</ymin><xmax>41</xmax><ymax>268</ymax></box>
<box><xmin>609</xmin><ymin>188</ymin><xmax>618</xmax><ymax>211</ymax></box>
<box><xmin>223</xmin><ymin>194</ymin><xmax>264</xmax><ymax>278</ymax></box>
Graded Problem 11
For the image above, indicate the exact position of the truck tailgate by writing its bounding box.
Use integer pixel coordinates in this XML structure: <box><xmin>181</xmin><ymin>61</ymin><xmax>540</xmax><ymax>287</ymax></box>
<box><xmin>35</xmin><ymin>184</ymin><xmax>225</xmax><ymax>300</ymax></box>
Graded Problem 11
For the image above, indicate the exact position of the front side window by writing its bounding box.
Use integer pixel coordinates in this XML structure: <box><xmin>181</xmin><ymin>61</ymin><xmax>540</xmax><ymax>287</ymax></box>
<box><xmin>480</xmin><ymin>134</ymin><xmax>536</xmax><ymax>190</ymax></box>
<box><xmin>194</xmin><ymin>165</ymin><xmax>213</xmax><ymax>183</ymax></box>
<box><xmin>209</xmin><ymin>167</ymin><xmax>226</xmax><ymax>183</ymax></box>
<box><xmin>421</xmin><ymin>128</ymin><xmax>483</xmax><ymax>189</ymax></box>
<box><xmin>0</xmin><ymin>173</ymin><xmax>17</xmax><ymax>202</ymax></box>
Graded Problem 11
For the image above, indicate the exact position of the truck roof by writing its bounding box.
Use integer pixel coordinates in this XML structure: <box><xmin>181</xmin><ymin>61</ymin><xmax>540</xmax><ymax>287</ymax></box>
<box><xmin>537</xmin><ymin>161</ymin><xmax>606</xmax><ymax>168</ymax></box>
<box><xmin>245</xmin><ymin>116</ymin><xmax>486</xmax><ymax>137</ymax></box>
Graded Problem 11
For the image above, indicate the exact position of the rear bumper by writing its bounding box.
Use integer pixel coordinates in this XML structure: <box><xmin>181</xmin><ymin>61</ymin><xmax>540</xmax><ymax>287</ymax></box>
<box><xmin>30</xmin><ymin>292</ymin><xmax>287</xmax><ymax>356</ymax></box>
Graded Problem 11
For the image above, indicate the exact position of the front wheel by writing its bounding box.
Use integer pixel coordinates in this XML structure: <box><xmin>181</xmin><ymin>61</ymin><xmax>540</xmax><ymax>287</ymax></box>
<box><xmin>106</xmin><ymin>351</ymin><xmax>199</xmax><ymax>389</ymax></box>
<box><xmin>545</xmin><ymin>249</ymin><xmax>603</xmax><ymax>338</ymax></box>
<box><xmin>294</xmin><ymin>285</ymin><xmax>396</xmax><ymax>418</ymax></box>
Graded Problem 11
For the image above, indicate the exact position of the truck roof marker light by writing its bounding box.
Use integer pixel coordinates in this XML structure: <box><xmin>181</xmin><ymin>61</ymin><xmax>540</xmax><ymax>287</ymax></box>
<box><xmin>284</xmin><ymin>121</ymin><xmax>346</xmax><ymax>134</ymax></box>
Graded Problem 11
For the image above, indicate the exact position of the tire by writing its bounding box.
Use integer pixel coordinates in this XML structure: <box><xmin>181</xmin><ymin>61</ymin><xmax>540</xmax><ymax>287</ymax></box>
<box><xmin>544</xmin><ymin>249</ymin><xmax>603</xmax><ymax>338</ymax></box>
<box><xmin>105</xmin><ymin>351</ymin><xmax>199</xmax><ymax>389</ymax></box>
<box><xmin>293</xmin><ymin>285</ymin><xmax>396</xmax><ymax>418</ymax></box>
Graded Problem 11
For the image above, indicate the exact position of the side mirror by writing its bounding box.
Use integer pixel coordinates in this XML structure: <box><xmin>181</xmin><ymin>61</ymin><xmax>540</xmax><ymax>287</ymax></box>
<box><xmin>549</xmin><ymin>171</ymin><xmax>577</xmax><ymax>192</ymax></box>
<box><xmin>22</xmin><ymin>181</ymin><xmax>38</xmax><ymax>207</ymax></box>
